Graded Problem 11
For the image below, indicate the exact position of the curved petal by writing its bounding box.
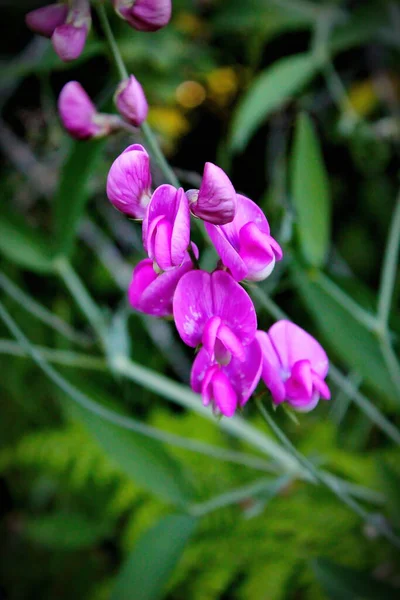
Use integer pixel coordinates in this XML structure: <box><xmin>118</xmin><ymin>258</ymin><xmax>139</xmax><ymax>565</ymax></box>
<box><xmin>238</xmin><ymin>222</ymin><xmax>277</xmax><ymax>281</ymax></box>
<box><xmin>209</xmin><ymin>270</ymin><xmax>257</xmax><ymax>346</ymax></box>
<box><xmin>190</xmin><ymin>350</ymin><xmax>238</xmax><ymax>417</ymax></box>
<box><xmin>173</xmin><ymin>270</ymin><xmax>214</xmax><ymax>347</ymax></box>
<box><xmin>210</xmin><ymin>370</ymin><xmax>238</xmax><ymax>417</ymax></box>
<box><xmin>256</xmin><ymin>331</ymin><xmax>286</xmax><ymax>404</ymax></box>
<box><xmin>268</xmin><ymin>320</ymin><xmax>329</xmax><ymax>378</ymax></box>
<box><xmin>192</xmin><ymin>162</ymin><xmax>237</xmax><ymax>225</ymax></box>
<box><xmin>205</xmin><ymin>223</ymin><xmax>247</xmax><ymax>281</ymax></box>
<box><xmin>106</xmin><ymin>145</ymin><xmax>151</xmax><ymax>219</ymax></box>
<box><xmin>288</xmin><ymin>393</ymin><xmax>320</xmax><ymax>413</ymax></box>
<box><xmin>52</xmin><ymin>24</ymin><xmax>88</xmax><ymax>62</ymax></box>
<box><xmin>26</xmin><ymin>3</ymin><xmax>68</xmax><ymax>38</ymax></box>
<box><xmin>129</xmin><ymin>258</ymin><xmax>193</xmax><ymax>317</ymax></box>
<box><xmin>224</xmin><ymin>338</ymin><xmax>263</xmax><ymax>408</ymax></box>
<box><xmin>170</xmin><ymin>188</ymin><xmax>190</xmax><ymax>265</ymax></box>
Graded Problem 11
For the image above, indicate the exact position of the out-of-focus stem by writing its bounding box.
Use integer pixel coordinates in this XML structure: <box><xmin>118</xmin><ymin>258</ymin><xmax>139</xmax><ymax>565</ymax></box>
<box><xmin>96</xmin><ymin>3</ymin><xmax>180</xmax><ymax>188</ymax></box>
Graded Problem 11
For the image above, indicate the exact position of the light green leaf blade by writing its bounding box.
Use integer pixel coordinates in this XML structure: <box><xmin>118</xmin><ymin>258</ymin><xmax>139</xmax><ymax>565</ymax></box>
<box><xmin>292</xmin><ymin>264</ymin><xmax>399</xmax><ymax>404</ymax></box>
<box><xmin>69</xmin><ymin>395</ymin><xmax>194</xmax><ymax>507</ymax></box>
<box><xmin>53</xmin><ymin>139</ymin><xmax>105</xmax><ymax>258</ymax></box>
<box><xmin>229</xmin><ymin>53</ymin><xmax>317</xmax><ymax>153</ymax></box>
<box><xmin>111</xmin><ymin>514</ymin><xmax>197</xmax><ymax>600</ymax></box>
<box><xmin>0</xmin><ymin>213</ymin><xmax>53</xmax><ymax>273</ymax></box>
<box><xmin>291</xmin><ymin>113</ymin><xmax>331</xmax><ymax>267</ymax></box>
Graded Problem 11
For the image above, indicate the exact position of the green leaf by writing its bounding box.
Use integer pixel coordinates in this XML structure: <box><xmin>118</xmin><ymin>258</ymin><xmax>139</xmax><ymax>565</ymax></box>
<box><xmin>25</xmin><ymin>511</ymin><xmax>111</xmax><ymax>550</ymax></box>
<box><xmin>292</xmin><ymin>264</ymin><xmax>399</xmax><ymax>404</ymax></box>
<box><xmin>111</xmin><ymin>514</ymin><xmax>197</xmax><ymax>600</ymax></box>
<box><xmin>53</xmin><ymin>139</ymin><xmax>105</xmax><ymax>258</ymax></box>
<box><xmin>69</xmin><ymin>396</ymin><xmax>194</xmax><ymax>507</ymax></box>
<box><xmin>229</xmin><ymin>53</ymin><xmax>318</xmax><ymax>153</ymax></box>
<box><xmin>291</xmin><ymin>113</ymin><xmax>331</xmax><ymax>267</ymax></box>
<box><xmin>376</xmin><ymin>459</ymin><xmax>400</xmax><ymax>525</ymax></box>
<box><xmin>0</xmin><ymin>212</ymin><xmax>53</xmax><ymax>273</ymax></box>
<box><xmin>312</xmin><ymin>558</ymin><xmax>398</xmax><ymax>600</ymax></box>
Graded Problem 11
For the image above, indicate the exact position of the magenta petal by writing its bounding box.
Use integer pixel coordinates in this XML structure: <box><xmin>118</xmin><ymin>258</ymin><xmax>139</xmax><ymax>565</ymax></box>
<box><xmin>312</xmin><ymin>374</ymin><xmax>331</xmax><ymax>399</ymax></box>
<box><xmin>52</xmin><ymin>24</ymin><xmax>87</xmax><ymax>61</ymax></box>
<box><xmin>106</xmin><ymin>144</ymin><xmax>151</xmax><ymax>219</ymax></box>
<box><xmin>173</xmin><ymin>271</ymin><xmax>214</xmax><ymax>347</ymax></box>
<box><xmin>285</xmin><ymin>360</ymin><xmax>313</xmax><ymax>400</ymax></box>
<box><xmin>269</xmin><ymin>320</ymin><xmax>329</xmax><ymax>378</ymax></box>
<box><xmin>202</xmin><ymin>316</ymin><xmax>222</xmax><ymax>357</ymax></box>
<box><xmin>115</xmin><ymin>0</ymin><xmax>172</xmax><ymax>32</ymax></box>
<box><xmin>58</xmin><ymin>81</ymin><xmax>101</xmax><ymax>139</ymax></box>
<box><xmin>288</xmin><ymin>394</ymin><xmax>320</xmax><ymax>413</ymax></box>
<box><xmin>152</xmin><ymin>218</ymin><xmax>173</xmax><ymax>271</ymax></box>
<box><xmin>238</xmin><ymin>222</ymin><xmax>276</xmax><ymax>281</ymax></box>
<box><xmin>171</xmin><ymin>189</ymin><xmax>190</xmax><ymax>265</ymax></box>
<box><xmin>115</xmin><ymin>74</ymin><xmax>148</xmax><ymax>127</ymax></box>
<box><xmin>210</xmin><ymin>370</ymin><xmax>238</xmax><ymax>417</ymax></box>
<box><xmin>210</xmin><ymin>270</ymin><xmax>257</xmax><ymax>346</ymax></box>
<box><xmin>191</xmin><ymin>162</ymin><xmax>237</xmax><ymax>225</ymax></box>
<box><xmin>224</xmin><ymin>338</ymin><xmax>263</xmax><ymax>408</ymax></box>
<box><xmin>128</xmin><ymin>258</ymin><xmax>193</xmax><ymax>317</ymax></box>
<box><xmin>205</xmin><ymin>222</ymin><xmax>247</xmax><ymax>281</ymax></box>
<box><xmin>26</xmin><ymin>3</ymin><xmax>68</xmax><ymax>38</ymax></box>
<box><xmin>217</xmin><ymin>323</ymin><xmax>245</xmax><ymax>361</ymax></box>
<box><xmin>256</xmin><ymin>331</ymin><xmax>286</xmax><ymax>404</ymax></box>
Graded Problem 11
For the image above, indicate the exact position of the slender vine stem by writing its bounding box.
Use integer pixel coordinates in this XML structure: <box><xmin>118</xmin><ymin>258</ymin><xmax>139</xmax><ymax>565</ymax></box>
<box><xmin>377</xmin><ymin>190</ymin><xmax>400</xmax><ymax>328</ymax></box>
<box><xmin>96</xmin><ymin>3</ymin><xmax>180</xmax><ymax>188</ymax></box>
<box><xmin>256</xmin><ymin>398</ymin><xmax>400</xmax><ymax>549</ymax></box>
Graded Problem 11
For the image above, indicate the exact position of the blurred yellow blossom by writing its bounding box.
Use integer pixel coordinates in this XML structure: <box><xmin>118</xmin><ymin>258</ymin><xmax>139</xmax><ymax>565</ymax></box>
<box><xmin>206</xmin><ymin>67</ymin><xmax>238</xmax><ymax>106</ymax></box>
<box><xmin>176</xmin><ymin>80</ymin><xmax>206</xmax><ymax>109</ymax></box>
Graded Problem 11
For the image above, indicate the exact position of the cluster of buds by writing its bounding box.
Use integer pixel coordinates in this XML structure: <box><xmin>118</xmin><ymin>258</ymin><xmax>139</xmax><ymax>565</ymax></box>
<box><xmin>107</xmin><ymin>147</ymin><xmax>331</xmax><ymax>417</ymax></box>
<box><xmin>57</xmin><ymin>76</ymin><xmax>148</xmax><ymax>139</ymax></box>
<box><xmin>26</xmin><ymin>1</ymin><xmax>172</xmax><ymax>63</ymax></box>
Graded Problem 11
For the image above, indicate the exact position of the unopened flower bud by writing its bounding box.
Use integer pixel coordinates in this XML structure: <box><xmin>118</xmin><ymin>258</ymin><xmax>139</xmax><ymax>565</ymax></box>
<box><xmin>113</xmin><ymin>0</ymin><xmax>172</xmax><ymax>32</ymax></box>
<box><xmin>107</xmin><ymin>144</ymin><xmax>152</xmax><ymax>219</ymax></box>
<box><xmin>187</xmin><ymin>162</ymin><xmax>237</xmax><ymax>225</ymax></box>
<box><xmin>58</xmin><ymin>81</ymin><xmax>119</xmax><ymax>140</ymax></box>
<box><xmin>25</xmin><ymin>3</ymin><xmax>68</xmax><ymax>38</ymax></box>
<box><xmin>115</xmin><ymin>75</ymin><xmax>148</xmax><ymax>127</ymax></box>
<box><xmin>52</xmin><ymin>0</ymin><xmax>91</xmax><ymax>62</ymax></box>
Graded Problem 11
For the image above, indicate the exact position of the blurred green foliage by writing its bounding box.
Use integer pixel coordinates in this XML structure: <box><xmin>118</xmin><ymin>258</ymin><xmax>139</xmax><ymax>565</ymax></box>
<box><xmin>1</xmin><ymin>0</ymin><xmax>400</xmax><ymax>599</ymax></box>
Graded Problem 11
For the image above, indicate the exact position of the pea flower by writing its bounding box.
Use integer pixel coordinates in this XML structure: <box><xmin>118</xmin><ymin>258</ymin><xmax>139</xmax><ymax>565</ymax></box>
<box><xmin>143</xmin><ymin>185</ymin><xmax>190</xmax><ymax>271</ymax></box>
<box><xmin>107</xmin><ymin>144</ymin><xmax>152</xmax><ymax>219</ymax></box>
<box><xmin>191</xmin><ymin>339</ymin><xmax>262</xmax><ymax>417</ymax></box>
<box><xmin>113</xmin><ymin>0</ymin><xmax>172</xmax><ymax>32</ymax></box>
<box><xmin>25</xmin><ymin>3</ymin><xmax>68</xmax><ymax>38</ymax></box>
<box><xmin>205</xmin><ymin>194</ymin><xmax>283</xmax><ymax>281</ymax></box>
<box><xmin>256</xmin><ymin>320</ymin><xmax>330</xmax><ymax>412</ymax></box>
<box><xmin>173</xmin><ymin>270</ymin><xmax>257</xmax><ymax>363</ymax></box>
<box><xmin>115</xmin><ymin>75</ymin><xmax>148</xmax><ymax>127</ymax></box>
<box><xmin>27</xmin><ymin>0</ymin><xmax>91</xmax><ymax>62</ymax></box>
<box><xmin>58</xmin><ymin>81</ymin><xmax>120</xmax><ymax>140</ymax></box>
<box><xmin>186</xmin><ymin>162</ymin><xmax>237</xmax><ymax>225</ymax></box>
<box><xmin>128</xmin><ymin>252</ymin><xmax>196</xmax><ymax>317</ymax></box>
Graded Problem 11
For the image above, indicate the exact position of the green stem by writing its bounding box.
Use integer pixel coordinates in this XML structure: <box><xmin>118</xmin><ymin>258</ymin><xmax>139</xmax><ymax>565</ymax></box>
<box><xmin>0</xmin><ymin>271</ymin><xmax>92</xmax><ymax>347</ymax></box>
<box><xmin>55</xmin><ymin>257</ymin><xmax>107</xmax><ymax>344</ymax></box>
<box><xmin>96</xmin><ymin>3</ymin><xmax>180</xmax><ymax>188</ymax></box>
<box><xmin>255</xmin><ymin>399</ymin><xmax>400</xmax><ymax>549</ymax></box>
<box><xmin>0</xmin><ymin>339</ymin><xmax>105</xmax><ymax>370</ymax></box>
<box><xmin>189</xmin><ymin>475</ymin><xmax>291</xmax><ymax>517</ymax></box>
<box><xmin>377</xmin><ymin>189</ymin><xmax>400</xmax><ymax>327</ymax></box>
<box><xmin>0</xmin><ymin>306</ymin><xmax>277</xmax><ymax>474</ymax></box>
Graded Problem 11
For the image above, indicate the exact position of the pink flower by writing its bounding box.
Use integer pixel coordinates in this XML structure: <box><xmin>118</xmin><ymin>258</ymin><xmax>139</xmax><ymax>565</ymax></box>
<box><xmin>128</xmin><ymin>252</ymin><xmax>196</xmax><ymax>317</ymax></box>
<box><xmin>143</xmin><ymin>185</ymin><xmax>190</xmax><ymax>271</ymax></box>
<box><xmin>113</xmin><ymin>0</ymin><xmax>172</xmax><ymax>32</ymax></box>
<box><xmin>58</xmin><ymin>81</ymin><xmax>119</xmax><ymax>140</ymax></box>
<box><xmin>26</xmin><ymin>0</ymin><xmax>91</xmax><ymax>62</ymax></box>
<box><xmin>205</xmin><ymin>194</ymin><xmax>283</xmax><ymax>281</ymax></box>
<box><xmin>191</xmin><ymin>339</ymin><xmax>262</xmax><ymax>417</ymax></box>
<box><xmin>115</xmin><ymin>75</ymin><xmax>148</xmax><ymax>127</ymax></box>
<box><xmin>25</xmin><ymin>3</ymin><xmax>68</xmax><ymax>38</ymax></box>
<box><xmin>107</xmin><ymin>144</ymin><xmax>152</xmax><ymax>219</ymax></box>
<box><xmin>256</xmin><ymin>320</ymin><xmax>330</xmax><ymax>412</ymax></box>
<box><xmin>186</xmin><ymin>162</ymin><xmax>237</xmax><ymax>225</ymax></box>
<box><xmin>173</xmin><ymin>270</ymin><xmax>257</xmax><ymax>363</ymax></box>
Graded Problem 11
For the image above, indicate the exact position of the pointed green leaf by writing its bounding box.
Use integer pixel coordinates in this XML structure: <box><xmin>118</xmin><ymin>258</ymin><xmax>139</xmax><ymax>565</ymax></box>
<box><xmin>53</xmin><ymin>138</ymin><xmax>105</xmax><ymax>258</ymax></box>
<box><xmin>229</xmin><ymin>53</ymin><xmax>318</xmax><ymax>153</ymax></box>
<box><xmin>291</xmin><ymin>113</ymin><xmax>331</xmax><ymax>267</ymax></box>
<box><xmin>292</xmin><ymin>264</ymin><xmax>398</xmax><ymax>404</ymax></box>
<box><xmin>69</xmin><ymin>393</ymin><xmax>194</xmax><ymax>507</ymax></box>
<box><xmin>111</xmin><ymin>514</ymin><xmax>197</xmax><ymax>600</ymax></box>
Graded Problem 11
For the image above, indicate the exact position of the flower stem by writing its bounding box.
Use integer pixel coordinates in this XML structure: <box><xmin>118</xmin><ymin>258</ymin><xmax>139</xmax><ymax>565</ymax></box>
<box><xmin>377</xmin><ymin>188</ymin><xmax>400</xmax><ymax>328</ymax></box>
<box><xmin>96</xmin><ymin>3</ymin><xmax>180</xmax><ymax>188</ymax></box>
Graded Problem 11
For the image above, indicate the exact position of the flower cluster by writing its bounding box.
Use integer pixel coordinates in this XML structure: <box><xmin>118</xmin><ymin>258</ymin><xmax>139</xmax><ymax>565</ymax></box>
<box><xmin>26</xmin><ymin>0</ymin><xmax>172</xmax><ymax>62</ymax></box>
<box><xmin>107</xmin><ymin>147</ymin><xmax>331</xmax><ymax>417</ymax></box>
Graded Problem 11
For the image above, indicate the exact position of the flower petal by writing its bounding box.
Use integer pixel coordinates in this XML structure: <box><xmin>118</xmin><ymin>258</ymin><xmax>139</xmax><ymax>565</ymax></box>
<box><xmin>173</xmin><ymin>270</ymin><xmax>214</xmax><ymax>347</ymax></box>
<box><xmin>256</xmin><ymin>330</ymin><xmax>286</xmax><ymax>404</ymax></box>
<box><xmin>205</xmin><ymin>222</ymin><xmax>247</xmax><ymax>281</ymax></box>
<box><xmin>191</xmin><ymin>162</ymin><xmax>237</xmax><ymax>225</ymax></box>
